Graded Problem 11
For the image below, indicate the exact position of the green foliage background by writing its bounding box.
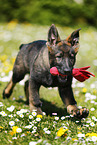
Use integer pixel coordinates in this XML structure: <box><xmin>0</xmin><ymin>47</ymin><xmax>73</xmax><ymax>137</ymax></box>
<box><xmin>0</xmin><ymin>0</ymin><xmax>97</xmax><ymax>27</ymax></box>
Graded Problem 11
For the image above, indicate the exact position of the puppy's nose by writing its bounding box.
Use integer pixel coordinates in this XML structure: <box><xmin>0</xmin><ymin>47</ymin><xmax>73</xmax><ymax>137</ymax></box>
<box><xmin>64</xmin><ymin>69</ymin><xmax>72</xmax><ymax>75</ymax></box>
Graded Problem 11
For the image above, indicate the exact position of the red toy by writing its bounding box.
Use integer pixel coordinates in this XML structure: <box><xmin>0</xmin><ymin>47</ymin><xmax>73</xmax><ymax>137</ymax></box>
<box><xmin>50</xmin><ymin>66</ymin><xmax>95</xmax><ymax>82</ymax></box>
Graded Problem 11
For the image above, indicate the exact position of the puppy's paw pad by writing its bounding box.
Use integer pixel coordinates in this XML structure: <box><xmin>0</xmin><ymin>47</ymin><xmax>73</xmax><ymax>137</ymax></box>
<box><xmin>73</xmin><ymin>108</ymin><xmax>89</xmax><ymax>119</ymax></box>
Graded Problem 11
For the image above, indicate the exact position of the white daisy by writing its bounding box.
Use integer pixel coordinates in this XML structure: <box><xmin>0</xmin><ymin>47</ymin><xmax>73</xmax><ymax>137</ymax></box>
<box><xmin>45</xmin><ymin>130</ymin><xmax>51</xmax><ymax>134</ymax></box>
<box><xmin>12</xmin><ymin>137</ymin><xmax>17</xmax><ymax>140</ymax></box>
<box><xmin>0</xmin><ymin>102</ymin><xmax>3</xmax><ymax>107</ymax></box>
<box><xmin>29</xmin><ymin>115</ymin><xmax>33</xmax><ymax>119</ymax></box>
<box><xmin>36</xmin><ymin>118</ymin><xmax>41</xmax><ymax>122</ymax></box>
<box><xmin>90</xmin><ymin>108</ymin><xmax>95</xmax><ymax>111</ymax></box>
<box><xmin>15</xmin><ymin>118</ymin><xmax>19</xmax><ymax>122</ymax></box>
<box><xmin>7</xmin><ymin>105</ymin><xmax>15</xmax><ymax>112</ymax></box>
<box><xmin>32</xmin><ymin>111</ymin><xmax>37</xmax><ymax>116</ymax></box>
<box><xmin>25</xmin><ymin>125</ymin><xmax>32</xmax><ymax>129</ymax></box>
<box><xmin>61</xmin><ymin>116</ymin><xmax>65</xmax><ymax>120</ymax></box>
<box><xmin>77</xmin><ymin>133</ymin><xmax>85</xmax><ymax>138</ymax></box>
<box><xmin>20</xmin><ymin>109</ymin><xmax>28</xmax><ymax>113</ymax></box>
<box><xmin>91</xmin><ymin>136</ymin><xmax>97</xmax><ymax>142</ymax></box>
<box><xmin>0</xmin><ymin>111</ymin><xmax>7</xmax><ymax>116</ymax></box>
<box><xmin>90</xmin><ymin>122</ymin><xmax>95</xmax><ymax>127</ymax></box>
<box><xmin>19</xmin><ymin>114</ymin><xmax>24</xmax><ymax>118</ymax></box>
<box><xmin>54</xmin><ymin>117</ymin><xmax>59</xmax><ymax>120</ymax></box>
<box><xmin>8</xmin><ymin>114</ymin><xmax>13</xmax><ymax>118</ymax></box>
<box><xmin>9</xmin><ymin>121</ymin><xmax>15</xmax><ymax>126</ymax></box>
<box><xmin>16</xmin><ymin>128</ymin><xmax>22</xmax><ymax>133</ymax></box>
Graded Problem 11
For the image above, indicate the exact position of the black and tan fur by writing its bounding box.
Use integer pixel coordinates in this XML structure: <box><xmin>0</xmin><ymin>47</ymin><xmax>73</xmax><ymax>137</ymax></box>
<box><xmin>3</xmin><ymin>24</ymin><xmax>89</xmax><ymax>118</ymax></box>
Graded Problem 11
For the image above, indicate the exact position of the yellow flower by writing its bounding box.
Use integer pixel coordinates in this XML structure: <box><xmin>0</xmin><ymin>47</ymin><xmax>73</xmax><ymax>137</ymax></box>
<box><xmin>7</xmin><ymin>19</ymin><xmax>18</xmax><ymax>30</ymax></box>
<box><xmin>82</xmin><ymin>88</ymin><xmax>87</xmax><ymax>93</ymax></box>
<box><xmin>12</xmin><ymin>126</ymin><xmax>19</xmax><ymax>134</ymax></box>
<box><xmin>72</xmin><ymin>138</ymin><xmax>78</xmax><ymax>141</ymax></box>
<box><xmin>36</xmin><ymin>114</ymin><xmax>43</xmax><ymax>118</ymax></box>
<box><xmin>85</xmin><ymin>132</ymin><xmax>97</xmax><ymax>137</ymax></box>
<box><xmin>93</xmin><ymin>90</ymin><xmax>96</xmax><ymax>94</ymax></box>
<box><xmin>57</xmin><ymin>127</ymin><xmax>68</xmax><ymax>137</ymax></box>
<box><xmin>11</xmin><ymin>57</ymin><xmax>16</xmax><ymax>64</ymax></box>
<box><xmin>0</xmin><ymin>55</ymin><xmax>7</xmax><ymax>62</ymax></box>
<box><xmin>0</xmin><ymin>126</ymin><xmax>3</xmax><ymax>129</ymax></box>
<box><xmin>77</xmin><ymin>127</ymin><xmax>81</xmax><ymax>130</ymax></box>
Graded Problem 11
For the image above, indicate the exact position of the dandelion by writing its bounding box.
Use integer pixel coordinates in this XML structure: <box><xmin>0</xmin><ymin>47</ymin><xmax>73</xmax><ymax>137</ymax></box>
<box><xmin>32</xmin><ymin>111</ymin><xmax>37</xmax><ymax>116</ymax></box>
<box><xmin>82</xmin><ymin>88</ymin><xmax>87</xmax><ymax>93</ymax></box>
<box><xmin>0</xmin><ymin>126</ymin><xmax>3</xmax><ymax>129</ymax></box>
<box><xmin>12</xmin><ymin>126</ymin><xmax>18</xmax><ymax>134</ymax></box>
<box><xmin>16</xmin><ymin>128</ymin><xmax>22</xmax><ymax>133</ymax></box>
<box><xmin>36</xmin><ymin>114</ymin><xmax>42</xmax><ymax>118</ymax></box>
<box><xmin>9</xmin><ymin>121</ymin><xmax>15</xmax><ymax>126</ymax></box>
<box><xmin>72</xmin><ymin>138</ymin><xmax>78</xmax><ymax>141</ymax></box>
<box><xmin>57</xmin><ymin>127</ymin><xmax>68</xmax><ymax>137</ymax></box>
<box><xmin>86</xmin><ymin>132</ymin><xmax>97</xmax><ymax>137</ymax></box>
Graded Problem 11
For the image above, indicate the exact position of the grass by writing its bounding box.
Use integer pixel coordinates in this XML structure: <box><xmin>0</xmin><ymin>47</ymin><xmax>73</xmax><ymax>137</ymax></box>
<box><xmin>0</xmin><ymin>21</ymin><xmax>97</xmax><ymax>144</ymax></box>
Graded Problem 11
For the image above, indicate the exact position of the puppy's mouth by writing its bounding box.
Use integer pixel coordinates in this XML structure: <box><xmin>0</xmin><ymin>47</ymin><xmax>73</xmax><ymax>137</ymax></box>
<box><xmin>58</xmin><ymin>75</ymin><xmax>68</xmax><ymax>83</ymax></box>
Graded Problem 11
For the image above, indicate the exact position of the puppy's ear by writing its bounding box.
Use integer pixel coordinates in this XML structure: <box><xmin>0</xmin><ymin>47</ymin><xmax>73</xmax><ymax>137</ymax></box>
<box><xmin>66</xmin><ymin>28</ymin><xmax>81</xmax><ymax>53</ymax></box>
<box><xmin>66</xmin><ymin>28</ymin><xmax>81</xmax><ymax>46</ymax></box>
<box><xmin>47</xmin><ymin>24</ymin><xmax>61</xmax><ymax>47</ymax></box>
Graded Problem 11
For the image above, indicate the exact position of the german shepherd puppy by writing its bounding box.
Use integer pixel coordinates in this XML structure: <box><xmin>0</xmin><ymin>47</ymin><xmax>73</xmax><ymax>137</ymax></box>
<box><xmin>3</xmin><ymin>24</ymin><xmax>89</xmax><ymax>118</ymax></box>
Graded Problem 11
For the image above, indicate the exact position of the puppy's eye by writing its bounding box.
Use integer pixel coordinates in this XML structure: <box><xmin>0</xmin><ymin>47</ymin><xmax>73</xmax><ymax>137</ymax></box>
<box><xmin>56</xmin><ymin>55</ymin><xmax>62</xmax><ymax>58</ymax></box>
<box><xmin>56</xmin><ymin>53</ymin><xmax>63</xmax><ymax>58</ymax></box>
<box><xmin>69</xmin><ymin>53</ymin><xmax>74</xmax><ymax>58</ymax></box>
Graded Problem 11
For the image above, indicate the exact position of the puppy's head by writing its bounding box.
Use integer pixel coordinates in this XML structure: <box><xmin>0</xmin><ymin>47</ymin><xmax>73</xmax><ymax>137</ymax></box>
<box><xmin>47</xmin><ymin>24</ymin><xmax>81</xmax><ymax>78</ymax></box>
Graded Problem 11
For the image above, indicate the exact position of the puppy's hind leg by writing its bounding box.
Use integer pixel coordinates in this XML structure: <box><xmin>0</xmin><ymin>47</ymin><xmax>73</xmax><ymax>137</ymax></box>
<box><xmin>24</xmin><ymin>80</ymin><xmax>29</xmax><ymax>105</ymax></box>
<box><xmin>3</xmin><ymin>78</ymin><xmax>16</xmax><ymax>99</ymax></box>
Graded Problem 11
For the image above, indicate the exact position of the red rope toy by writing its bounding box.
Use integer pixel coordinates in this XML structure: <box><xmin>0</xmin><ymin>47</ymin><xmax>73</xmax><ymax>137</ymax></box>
<box><xmin>50</xmin><ymin>66</ymin><xmax>95</xmax><ymax>82</ymax></box>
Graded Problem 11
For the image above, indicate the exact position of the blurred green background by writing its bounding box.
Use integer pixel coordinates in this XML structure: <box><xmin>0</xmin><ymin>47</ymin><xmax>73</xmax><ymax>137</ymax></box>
<box><xmin>0</xmin><ymin>0</ymin><xmax>97</xmax><ymax>27</ymax></box>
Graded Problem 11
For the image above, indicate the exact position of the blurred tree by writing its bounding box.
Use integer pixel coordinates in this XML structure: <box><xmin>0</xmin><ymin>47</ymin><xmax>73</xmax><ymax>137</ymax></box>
<box><xmin>0</xmin><ymin>0</ymin><xmax>97</xmax><ymax>27</ymax></box>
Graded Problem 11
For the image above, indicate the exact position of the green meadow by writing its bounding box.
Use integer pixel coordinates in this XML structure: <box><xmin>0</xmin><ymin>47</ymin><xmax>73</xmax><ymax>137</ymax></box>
<box><xmin>0</xmin><ymin>22</ymin><xmax>97</xmax><ymax>145</ymax></box>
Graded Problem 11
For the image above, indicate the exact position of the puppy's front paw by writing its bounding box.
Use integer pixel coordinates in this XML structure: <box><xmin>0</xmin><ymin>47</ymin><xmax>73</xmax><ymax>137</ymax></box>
<box><xmin>74</xmin><ymin>107</ymin><xmax>89</xmax><ymax>119</ymax></box>
<box><xmin>67</xmin><ymin>105</ymin><xmax>89</xmax><ymax>119</ymax></box>
<box><xmin>30</xmin><ymin>104</ymin><xmax>43</xmax><ymax>115</ymax></box>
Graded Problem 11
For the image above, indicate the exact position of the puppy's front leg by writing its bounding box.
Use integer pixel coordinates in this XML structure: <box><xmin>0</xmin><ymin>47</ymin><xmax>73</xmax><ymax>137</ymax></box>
<box><xmin>29</xmin><ymin>78</ymin><xmax>42</xmax><ymax>114</ymax></box>
<box><xmin>58</xmin><ymin>86</ymin><xmax>89</xmax><ymax>119</ymax></box>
